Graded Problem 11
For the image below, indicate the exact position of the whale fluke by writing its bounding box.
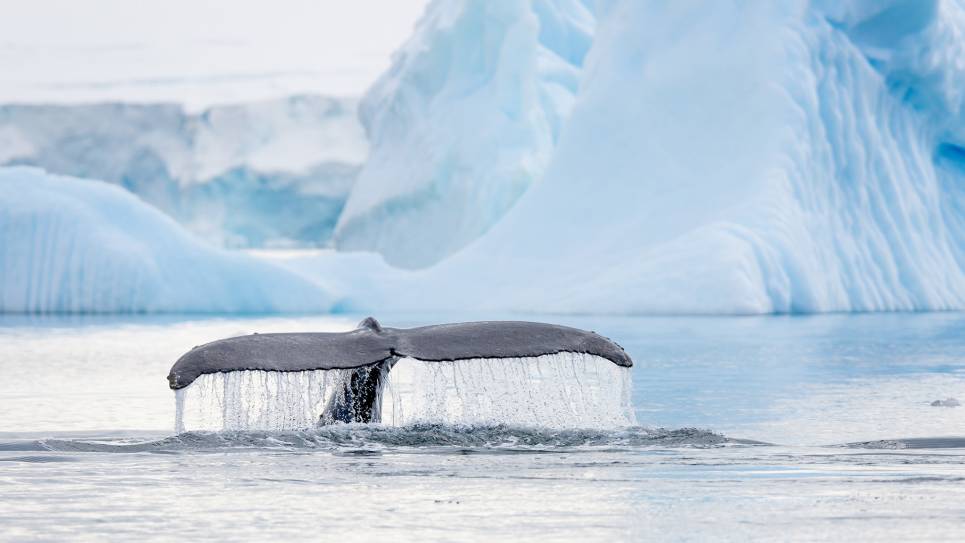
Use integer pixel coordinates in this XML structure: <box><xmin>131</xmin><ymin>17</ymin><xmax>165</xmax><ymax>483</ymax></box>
<box><xmin>168</xmin><ymin>318</ymin><xmax>631</xmax><ymax>390</ymax></box>
<box><xmin>168</xmin><ymin>319</ymin><xmax>632</xmax><ymax>426</ymax></box>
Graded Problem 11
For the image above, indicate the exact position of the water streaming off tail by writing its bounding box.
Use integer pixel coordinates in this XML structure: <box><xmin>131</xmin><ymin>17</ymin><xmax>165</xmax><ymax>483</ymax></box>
<box><xmin>382</xmin><ymin>353</ymin><xmax>636</xmax><ymax>429</ymax></box>
<box><xmin>174</xmin><ymin>352</ymin><xmax>636</xmax><ymax>432</ymax></box>
<box><xmin>175</xmin><ymin>369</ymin><xmax>351</xmax><ymax>433</ymax></box>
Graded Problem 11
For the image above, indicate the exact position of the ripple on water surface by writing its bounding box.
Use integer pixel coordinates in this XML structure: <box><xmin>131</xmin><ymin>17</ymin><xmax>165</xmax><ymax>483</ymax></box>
<box><xmin>28</xmin><ymin>425</ymin><xmax>747</xmax><ymax>455</ymax></box>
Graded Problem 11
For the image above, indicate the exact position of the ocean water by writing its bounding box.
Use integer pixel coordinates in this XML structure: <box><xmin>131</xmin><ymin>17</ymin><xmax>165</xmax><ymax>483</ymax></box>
<box><xmin>1</xmin><ymin>312</ymin><xmax>964</xmax><ymax>541</ymax></box>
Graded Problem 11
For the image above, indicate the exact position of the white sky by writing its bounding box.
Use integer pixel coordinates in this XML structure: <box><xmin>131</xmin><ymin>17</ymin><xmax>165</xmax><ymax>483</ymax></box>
<box><xmin>0</xmin><ymin>0</ymin><xmax>429</xmax><ymax>109</ymax></box>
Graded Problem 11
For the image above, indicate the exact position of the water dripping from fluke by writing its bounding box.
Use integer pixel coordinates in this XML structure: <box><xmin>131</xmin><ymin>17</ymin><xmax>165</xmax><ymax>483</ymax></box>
<box><xmin>168</xmin><ymin>318</ymin><xmax>636</xmax><ymax>433</ymax></box>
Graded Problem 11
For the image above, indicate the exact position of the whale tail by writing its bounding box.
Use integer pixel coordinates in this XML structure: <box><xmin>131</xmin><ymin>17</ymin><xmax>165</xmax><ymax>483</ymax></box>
<box><xmin>169</xmin><ymin>317</ymin><xmax>635</xmax><ymax>432</ymax></box>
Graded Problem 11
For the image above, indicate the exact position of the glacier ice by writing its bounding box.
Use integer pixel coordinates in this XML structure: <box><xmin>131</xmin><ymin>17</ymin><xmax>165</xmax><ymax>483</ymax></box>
<box><xmin>334</xmin><ymin>0</ymin><xmax>595</xmax><ymax>268</ymax></box>
<box><xmin>2</xmin><ymin>0</ymin><xmax>964</xmax><ymax>316</ymax></box>
<box><xmin>316</xmin><ymin>0</ymin><xmax>965</xmax><ymax>314</ymax></box>
<box><xmin>0</xmin><ymin>96</ymin><xmax>365</xmax><ymax>249</ymax></box>
<box><xmin>0</xmin><ymin>167</ymin><xmax>332</xmax><ymax>313</ymax></box>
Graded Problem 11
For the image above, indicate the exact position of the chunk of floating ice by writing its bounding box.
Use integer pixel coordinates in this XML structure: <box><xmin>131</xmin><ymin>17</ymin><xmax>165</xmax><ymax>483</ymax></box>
<box><xmin>174</xmin><ymin>352</ymin><xmax>635</xmax><ymax>432</ymax></box>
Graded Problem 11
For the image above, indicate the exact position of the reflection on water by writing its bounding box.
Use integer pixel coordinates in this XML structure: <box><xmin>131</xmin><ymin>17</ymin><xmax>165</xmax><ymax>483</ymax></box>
<box><xmin>1</xmin><ymin>312</ymin><xmax>964</xmax><ymax>540</ymax></box>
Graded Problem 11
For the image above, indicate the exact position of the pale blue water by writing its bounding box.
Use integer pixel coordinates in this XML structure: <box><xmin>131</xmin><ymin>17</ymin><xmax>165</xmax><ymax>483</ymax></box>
<box><xmin>1</xmin><ymin>313</ymin><xmax>964</xmax><ymax>541</ymax></box>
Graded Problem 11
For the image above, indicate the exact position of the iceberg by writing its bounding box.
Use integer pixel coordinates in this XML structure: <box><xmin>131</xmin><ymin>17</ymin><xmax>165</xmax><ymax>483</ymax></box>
<box><xmin>0</xmin><ymin>95</ymin><xmax>365</xmax><ymax>249</ymax></box>
<box><xmin>2</xmin><ymin>0</ymin><xmax>963</xmax><ymax>316</ymax></box>
<box><xmin>819</xmin><ymin>0</ymin><xmax>965</xmax><ymax>145</ymax></box>
<box><xmin>334</xmin><ymin>0</ymin><xmax>595</xmax><ymax>268</ymax></box>
<box><xmin>0</xmin><ymin>167</ymin><xmax>332</xmax><ymax>313</ymax></box>
<box><xmin>319</xmin><ymin>0</ymin><xmax>964</xmax><ymax>314</ymax></box>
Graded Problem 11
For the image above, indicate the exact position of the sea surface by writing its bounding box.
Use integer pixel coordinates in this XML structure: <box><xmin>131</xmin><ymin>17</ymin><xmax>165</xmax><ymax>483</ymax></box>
<box><xmin>1</xmin><ymin>312</ymin><xmax>964</xmax><ymax>541</ymax></box>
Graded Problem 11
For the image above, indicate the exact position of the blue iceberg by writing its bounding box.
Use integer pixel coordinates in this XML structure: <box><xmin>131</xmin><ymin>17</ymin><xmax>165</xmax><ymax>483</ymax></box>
<box><xmin>330</xmin><ymin>0</ymin><xmax>965</xmax><ymax>314</ymax></box>
<box><xmin>334</xmin><ymin>0</ymin><xmax>595</xmax><ymax>268</ymax></box>
<box><xmin>2</xmin><ymin>0</ymin><xmax>963</xmax><ymax>315</ymax></box>
<box><xmin>0</xmin><ymin>167</ymin><xmax>332</xmax><ymax>313</ymax></box>
<box><xmin>0</xmin><ymin>96</ymin><xmax>365</xmax><ymax>249</ymax></box>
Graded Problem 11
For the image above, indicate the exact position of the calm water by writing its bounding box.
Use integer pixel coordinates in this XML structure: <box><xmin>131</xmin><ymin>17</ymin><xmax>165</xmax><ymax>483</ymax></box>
<box><xmin>1</xmin><ymin>312</ymin><xmax>964</xmax><ymax>541</ymax></box>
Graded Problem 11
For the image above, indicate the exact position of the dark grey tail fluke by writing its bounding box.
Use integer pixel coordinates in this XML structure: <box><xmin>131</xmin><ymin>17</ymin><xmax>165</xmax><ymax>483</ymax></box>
<box><xmin>167</xmin><ymin>317</ymin><xmax>632</xmax><ymax>424</ymax></box>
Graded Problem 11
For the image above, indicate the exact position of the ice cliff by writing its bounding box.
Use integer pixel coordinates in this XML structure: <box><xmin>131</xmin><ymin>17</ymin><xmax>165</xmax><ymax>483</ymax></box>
<box><xmin>0</xmin><ymin>168</ymin><xmax>331</xmax><ymax>313</ymax></box>
<box><xmin>0</xmin><ymin>95</ymin><xmax>365</xmax><ymax>248</ymax></box>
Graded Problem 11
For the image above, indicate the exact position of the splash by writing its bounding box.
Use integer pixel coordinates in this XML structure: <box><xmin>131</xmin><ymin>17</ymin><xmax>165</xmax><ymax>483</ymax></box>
<box><xmin>174</xmin><ymin>352</ymin><xmax>635</xmax><ymax>432</ymax></box>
